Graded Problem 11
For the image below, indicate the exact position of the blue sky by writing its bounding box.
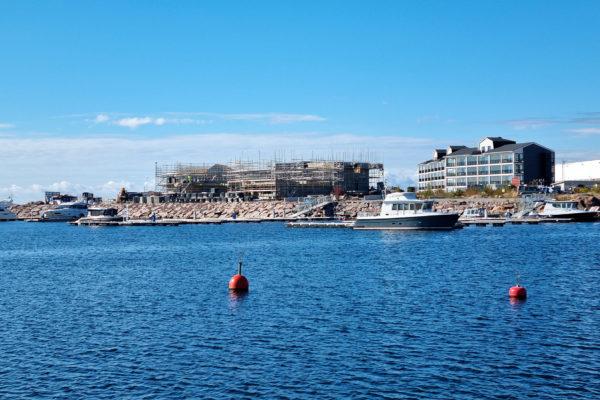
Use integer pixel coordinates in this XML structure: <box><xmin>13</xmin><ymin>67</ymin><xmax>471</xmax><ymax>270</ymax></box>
<box><xmin>1</xmin><ymin>1</ymin><xmax>600</xmax><ymax>201</ymax></box>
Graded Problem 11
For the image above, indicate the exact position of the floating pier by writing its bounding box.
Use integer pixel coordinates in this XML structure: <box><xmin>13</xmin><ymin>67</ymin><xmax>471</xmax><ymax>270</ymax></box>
<box><xmin>460</xmin><ymin>217</ymin><xmax>574</xmax><ymax>227</ymax></box>
<box><xmin>287</xmin><ymin>220</ymin><xmax>354</xmax><ymax>229</ymax></box>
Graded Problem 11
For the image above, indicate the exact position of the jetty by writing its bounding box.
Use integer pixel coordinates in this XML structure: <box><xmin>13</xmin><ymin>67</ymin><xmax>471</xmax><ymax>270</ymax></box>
<box><xmin>287</xmin><ymin>220</ymin><xmax>354</xmax><ymax>229</ymax></box>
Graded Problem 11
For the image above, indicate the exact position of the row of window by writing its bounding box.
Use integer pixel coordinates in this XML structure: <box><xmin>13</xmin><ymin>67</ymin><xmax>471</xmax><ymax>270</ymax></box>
<box><xmin>419</xmin><ymin>152</ymin><xmax>523</xmax><ymax>172</ymax></box>
<box><xmin>447</xmin><ymin>175</ymin><xmax>514</xmax><ymax>187</ymax></box>
<box><xmin>418</xmin><ymin>183</ymin><xmax>445</xmax><ymax>190</ymax></box>
<box><xmin>446</xmin><ymin>153</ymin><xmax>521</xmax><ymax>167</ymax></box>
<box><xmin>446</xmin><ymin>165</ymin><xmax>516</xmax><ymax>176</ymax></box>
<box><xmin>391</xmin><ymin>202</ymin><xmax>433</xmax><ymax>211</ymax></box>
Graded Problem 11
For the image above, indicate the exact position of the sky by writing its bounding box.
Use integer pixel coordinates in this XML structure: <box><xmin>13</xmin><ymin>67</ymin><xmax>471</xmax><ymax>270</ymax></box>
<box><xmin>1</xmin><ymin>1</ymin><xmax>600</xmax><ymax>202</ymax></box>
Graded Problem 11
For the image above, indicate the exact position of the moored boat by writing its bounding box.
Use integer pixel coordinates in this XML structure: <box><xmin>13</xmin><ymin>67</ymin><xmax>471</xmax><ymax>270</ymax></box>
<box><xmin>75</xmin><ymin>207</ymin><xmax>124</xmax><ymax>225</ymax></box>
<box><xmin>539</xmin><ymin>200</ymin><xmax>597</xmax><ymax>222</ymax></box>
<box><xmin>41</xmin><ymin>202</ymin><xmax>88</xmax><ymax>221</ymax></box>
<box><xmin>460</xmin><ymin>207</ymin><xmax>489</xmax><ymax>221</ymax></box>
<box><xmin>353</xmin><ymin>192</ymin><xmax>460</xmax><ymax>230</ymax></box>
<box><xmin>0</xmin><ymin>200</ymin><xmax>17</xmax><ymax>221</ymax></box>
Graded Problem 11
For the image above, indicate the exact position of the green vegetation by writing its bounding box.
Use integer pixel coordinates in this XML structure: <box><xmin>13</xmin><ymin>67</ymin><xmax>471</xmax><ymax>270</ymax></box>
<box><xmin>417</xmin><ymin>186</ymin><xmax>517</xmax><ymax>199</ymax></box>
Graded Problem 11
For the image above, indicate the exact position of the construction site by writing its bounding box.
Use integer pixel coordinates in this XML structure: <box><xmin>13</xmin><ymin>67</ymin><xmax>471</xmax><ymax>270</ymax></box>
<box><xmin>154</xmin><ymin>159</ymin><xmax>385</xmax><ymax>202</ymax></box>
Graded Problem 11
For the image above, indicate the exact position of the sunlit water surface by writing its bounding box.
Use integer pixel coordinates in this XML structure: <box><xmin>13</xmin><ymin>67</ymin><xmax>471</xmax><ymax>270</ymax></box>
<box><xmin>1</xmin><ymin>222</ymin><xmax>599</xmax><ymax>399</ymax></box>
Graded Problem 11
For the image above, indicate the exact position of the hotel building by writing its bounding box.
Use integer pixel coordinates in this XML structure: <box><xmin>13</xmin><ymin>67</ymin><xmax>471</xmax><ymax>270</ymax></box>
<box><xmin>417</xmin><ymin>137</ymin><xmax>554</xmax><ymax>192</ymax></box>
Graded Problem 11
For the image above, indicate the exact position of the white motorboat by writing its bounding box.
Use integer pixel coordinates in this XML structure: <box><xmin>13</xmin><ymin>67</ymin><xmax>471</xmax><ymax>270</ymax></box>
<box><xmin>354</xmin><ymin>192</ymin><xmax>460</xmax><ymax>230</ymax></box>
<box><xmin>0</xmin><ymin>200</ymin><xmax>17</xmax><ymax>221</ymax></box>
<box><xmin>460</xmin><ymin>207</ymin><xmax>489</xmax><ymax>220</ymax></box>
<box><xmin>41</xmin><ymin>202</ymin><xmax>88</xmax><ymax>221</ymax></box>
<box><xmin>540</xmin><ymin>200</ymin><xmax>597</xmax><ymax>222</ymax></box>
<box><xmin>75</xmin><ymin>207</ymin><xmax>124</xmax><ymax>225</ymax></box>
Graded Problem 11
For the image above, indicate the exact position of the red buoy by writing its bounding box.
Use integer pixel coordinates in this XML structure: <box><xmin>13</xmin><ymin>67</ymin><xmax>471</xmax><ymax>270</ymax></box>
<box><xmin>229</xmin><ymin>260</ymin><xmax>249</xmax><ymax>292</ymax></box>
<box><xmin>509</xmin><ymin>285</ymin><xmax>527</xmax><ymax>299</ymax></box>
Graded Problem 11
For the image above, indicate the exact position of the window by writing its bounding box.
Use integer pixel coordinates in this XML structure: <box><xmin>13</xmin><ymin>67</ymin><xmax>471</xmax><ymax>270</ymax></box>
<box><xmin>478</xmin><ymin>155</ymin><xmax>489</xmax><ymax>165</ymax></box>
<box><xmin>415</xmin><ymin>203</ymin><xmax>422</xmax><ymax>210</ymax></box>
<box><xmin>478</xmin><ymin>176</ymin><xmax>490</xmax><ymax>185</ymax></box>
<box><xmin>489</xmin><ymin>154</ymin><xmax>501</xmax><ymax>164</ymax></box>
<box><xmin>392</xmin><ymin>204</ymin><xmax>398</xmax><ymax>210</ymax></box>
<box><xmin>515</xmin><ymin>153</ymin><xmax>523</xmax><ymax>162</ymax></box>
<box><xmin>467</xmin><ymin>156</ymin><xmax>478</xmax><ymax>165</ymax></box>
<box><xmin>502</xmin><ymin>164</ymin><xmax>513</xmax><ymax>174</ymax></box>
<box><xmin>446</xmin><ymin>157</ymin><xmax>457</xmax><ymax>167</ymax></box>
<box><xmin>501</xmin><ymin>153</ymin><xmax>513</xmax><ymax>163</ymax></box>
<box><xmin>446</xmin><ymin>168</ymin><xmax>457</xmax><ymax>177</ymax></box>
<box><xmin>467</xmin><ymin>167</ymin><xmax>477</xmax><ymax>175</ymax></box>
<box><xmin>456</xmin><ymin>156</ymin><xmax>466</xmax><ymax>166</ymax></box>
<box><xmin>409</xmin><ymin>203</ymin><xmax>415</xmax><ymax>211</ymax></box>
<box><xmin>457</xmin><ymin>167</ymin><xmax>466</xmax><ymax>176</ymax></box>
<box><xmin>467</xmin><ymin>177</ymin><xmax>478</xmax><ymax>186</ymax></box>
<box><xmin>478</xmin><ymin>166</ymin><xmax>489</xmax><ymax>175</ymax></box>
<box><xmin>490</xmin><ymin>165</ymin><xmax>501</xmax><ymax>175</ymax></box>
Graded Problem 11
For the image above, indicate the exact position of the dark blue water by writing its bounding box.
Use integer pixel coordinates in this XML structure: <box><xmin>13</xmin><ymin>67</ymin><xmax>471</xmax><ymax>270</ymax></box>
<box><xmin>1</xmin><ymin>222</ymin><xmax>599</xmax><ymax>399</ymax></box>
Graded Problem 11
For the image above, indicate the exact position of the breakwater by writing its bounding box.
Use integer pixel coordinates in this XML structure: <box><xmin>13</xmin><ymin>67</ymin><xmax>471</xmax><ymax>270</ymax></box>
<box><xmin>9</xmin><ymin>194</ymin><xmax>600</xmax><ymax>220</ymax></box>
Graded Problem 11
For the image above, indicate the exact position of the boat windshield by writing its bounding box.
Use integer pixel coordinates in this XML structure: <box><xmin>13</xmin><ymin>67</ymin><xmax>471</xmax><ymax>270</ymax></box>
<box><xmin>550</xmin><ymin>202</ymin><xmax>577</xmax><ymax>209</ymax></box>
<box><xmin>391</xmin><ymin>201</ymin><xmax>432</xmax><ymax>211</ymax></box>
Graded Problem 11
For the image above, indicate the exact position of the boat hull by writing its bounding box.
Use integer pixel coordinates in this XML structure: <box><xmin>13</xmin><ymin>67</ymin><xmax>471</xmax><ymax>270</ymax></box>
<box><xmin>354</xmin><ymin>213</ymin><xmax>460</xmax><ymax>230</ymax></box>
<box><xmin>540</xmin><ymin>211</ymin><xmax>598</xmax><ymax>222</ymax></box>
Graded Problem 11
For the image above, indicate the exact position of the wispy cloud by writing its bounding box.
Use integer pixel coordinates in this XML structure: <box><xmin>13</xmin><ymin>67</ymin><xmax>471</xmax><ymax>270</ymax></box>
<box><xmin>568</xmin><ymin>112</ymin><xmax>600</xmax><ymax>124</ymax></box>
<box><xmin>219</xmin><ymin>113</ymin><xmax>326</xmax><ymax>124</ymax></box>
<box><xmin>566</xmin><ymin>127</ymin><xmax>600</xmax><ymax>136</ymax></box>
<box><xmin>502</xmin><ymin>118</ymin><xmax>557</xmax><ymax>130</ymax></box>
<box><xmin>94</xmin><ymin>114</ymin><xmax>110</xmax><ymax>123</ymax></box>
<box><xmin>89</xmin><ymin>112</ymin><xmax>326</xmax><ymax>128</ymax></box>
<box><xmin>114</xmin><ymin>116</ymin><xmax>167</xmax><ymax>128</ymax></box>
<box><xmin>0</xmin><ymin>122</ymin><xmax>15</xmax><ymax>129</ymax></box>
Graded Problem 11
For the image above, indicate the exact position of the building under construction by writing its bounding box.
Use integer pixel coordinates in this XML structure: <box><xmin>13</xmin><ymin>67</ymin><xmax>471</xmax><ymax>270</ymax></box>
<box><xmin>156</xmin><ymin>160</ymin><xmax>384</xmax><ymax>201</ymax></box>
<box><xmin>155</xmin><ymin>163</ymin><xmax>230</xmax><ymax>202</ymax></box>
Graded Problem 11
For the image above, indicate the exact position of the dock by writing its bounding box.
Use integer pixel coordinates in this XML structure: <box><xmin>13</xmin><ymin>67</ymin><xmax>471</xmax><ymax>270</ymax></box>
<box><xmin>460</xmin><ymin>217</ymin><xmax>574</xmax><ymax>227</ymax></box>
<box><xmin>287</xmin><ymin>220</ymin><xmax>354</xmax><ymax>229</ymax></box>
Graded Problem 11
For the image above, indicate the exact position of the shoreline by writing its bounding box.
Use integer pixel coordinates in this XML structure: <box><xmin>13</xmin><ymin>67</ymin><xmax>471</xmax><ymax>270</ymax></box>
<box><xmin>9</xmin><ymin>194</ymin><xmax>600</xmax><ymax>221</ymax></box>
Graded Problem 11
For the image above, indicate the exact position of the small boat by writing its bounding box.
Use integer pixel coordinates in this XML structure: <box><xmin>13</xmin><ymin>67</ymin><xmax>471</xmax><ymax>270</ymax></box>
<box><xmin>75</xmin><ymin>207</ymin><xmax>124</xmax><ymax>225</ymax></box>
<box><xmin>539</xmin><ymin>200</ymin><xmax>597</xmax><ymax>222</ymax></box>
<box><xmin>0</xmin><ymin>200</ymin><xmax>17</xmax><ymax>221</ymax></box>
<box><xmin>460</xmin><ymin>207</ymin><xmax>489</xmax><ymax>221</ymax></box>
<box><xmin>354</xmin><ymin>192</ymin><xmax>460</xmax><ymax>230</ymax></box>
<box><xmin>41</xmin><ymin>201</ymin><xmax>88</xmax><ymax>221</ymax></box>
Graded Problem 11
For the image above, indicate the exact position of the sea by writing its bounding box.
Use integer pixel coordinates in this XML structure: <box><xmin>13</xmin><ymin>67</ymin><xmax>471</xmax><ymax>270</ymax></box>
<box><xmin>1</xmin><ymin>221</ymin><xmax>599</xmax><ymax>399</ymax></box>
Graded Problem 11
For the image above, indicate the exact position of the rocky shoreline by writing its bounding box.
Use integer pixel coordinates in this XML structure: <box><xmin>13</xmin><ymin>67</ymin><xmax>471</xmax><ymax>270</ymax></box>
<box><xmin>9</xmin><ymin>194</ymin><xmax>600</xmax><ymax>221</ymax></box>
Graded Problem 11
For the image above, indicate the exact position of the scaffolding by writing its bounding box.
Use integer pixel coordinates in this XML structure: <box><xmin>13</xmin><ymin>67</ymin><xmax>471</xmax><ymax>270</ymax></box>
<box><xmin>226</xmin><ymin>161</ymin><xmax>277</xmax><ymax>200</ymax></box>
<box><xmin>155</xmin><ymin>163</ymin><xmax>229</xmax><ymax>200</ymax></box>
<box><xmin>154</xmin><ymin>158</ymin><xmax>385</xmax><ymax>201</ymax></box>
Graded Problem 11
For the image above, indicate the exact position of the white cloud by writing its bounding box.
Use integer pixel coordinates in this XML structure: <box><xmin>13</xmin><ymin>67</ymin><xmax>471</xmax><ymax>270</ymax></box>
<box><xmin>94</xmin><ymin>114</ymin><xmax>110</xmax><ymax>123</ymax></box>
<box><xmin>93</xmin><ymin>112</ymin><xmax>326</xmax><ymax>128</ymax></box>
<box><xmin>567</xmin><ymin>127</ymin><xmax>600</xmax><ymax>136</ymax></box>
<box><xmin>110</xmin><ymin>116</ymin><xmax>209</xmax><ymax>128</ymax></box>
<box><xmin>114</xmin><ymin>117</ymin><xmax>157</xmax><ymax>128</ymax></box>
<box><xmin>0</xmin><ymin>123</ymin><xmax>15</xmax><ymax>129</ymax></box>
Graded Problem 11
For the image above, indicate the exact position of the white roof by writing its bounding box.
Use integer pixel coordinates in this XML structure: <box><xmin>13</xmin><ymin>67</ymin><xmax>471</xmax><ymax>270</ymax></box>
<box><xmin>384</xmin><ymin>192</ymin><xmax>419</xmax><ymax>202</ymax></box>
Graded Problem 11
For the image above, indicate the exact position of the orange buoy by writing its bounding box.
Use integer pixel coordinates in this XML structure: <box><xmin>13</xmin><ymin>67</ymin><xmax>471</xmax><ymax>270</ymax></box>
<box><xmin>229</xmin><ymin>260</ymin><xmax>249</xmax><ymax>292</ymax></box>
<box><xmin>509</xmin><ymin>285</ymin><xmax>527</xmax><ymax>299</ymax></box>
